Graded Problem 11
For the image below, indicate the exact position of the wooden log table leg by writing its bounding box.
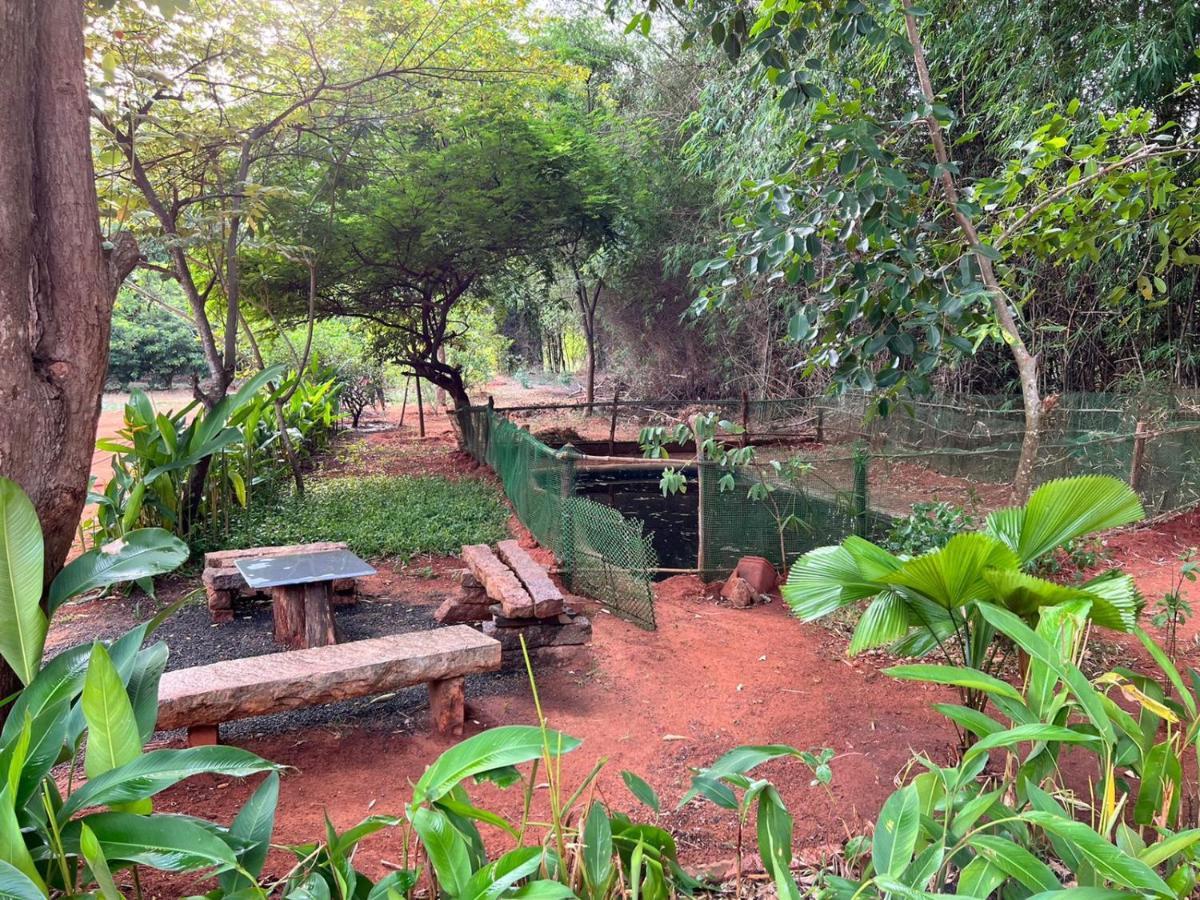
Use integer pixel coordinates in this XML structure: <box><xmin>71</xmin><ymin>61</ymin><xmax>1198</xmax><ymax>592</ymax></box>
<box><xmin>273</xmin><ymin>582</ymin><xmax>338</xmax><ymax>648</ymax></box>
<box><xmin>428</xmin><ymin>676</ymin><xmax>465</xmax><ymax>737</ymax></box>
<box><xmin>304</xmin><ymin>582</ymin><xmax>338</xmax><ymax>648</ymax></box>
<box><xmin>273</xmin><ymin>585</ymin><xmax>307</xmax><ymax>648</ymax></box>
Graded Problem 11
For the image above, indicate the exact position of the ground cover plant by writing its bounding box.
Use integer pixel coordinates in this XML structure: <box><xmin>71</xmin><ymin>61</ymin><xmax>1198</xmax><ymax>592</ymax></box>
<box><xmin>204</xmin><ymin>475</ymin><xmax>509</xmax><ymax>561</ymax></box>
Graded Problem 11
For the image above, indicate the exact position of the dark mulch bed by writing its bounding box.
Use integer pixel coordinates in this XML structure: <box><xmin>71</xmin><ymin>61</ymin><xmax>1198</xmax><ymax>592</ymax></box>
<box><xmin>145</xmin><ymin>595</ymin><xmax>526</xmax><ymax>742</ymax></box>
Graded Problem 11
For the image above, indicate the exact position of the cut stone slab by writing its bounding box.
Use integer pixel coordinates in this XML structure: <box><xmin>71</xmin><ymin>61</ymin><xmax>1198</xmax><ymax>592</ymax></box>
<box><xmin>157</xmin><ymin>626</ymin><xmax>501</xmax><ymax>735</ymax></box>
<box><xmin>434</xmin><ymin>594</ymin><xmax>493</xmax><ymax>625</ymax></box>
<box><xmin>204</xmin><ymin>541</ymin><xmax>349</xmax><ymax>568</ymax></box>
<box><xmin>482</xmin><ymin>615</ymin><xmax>592</xmax><ymax>651</ymax></box>
<box><xmin>496</xmin><ymin>540</ymin><xmax>563</xmax><ymax>617</ymax></box>
<box><xmin>461</xmin><ymin>544</ymin><xmax>535</xmax><ymax>618</ymax></box>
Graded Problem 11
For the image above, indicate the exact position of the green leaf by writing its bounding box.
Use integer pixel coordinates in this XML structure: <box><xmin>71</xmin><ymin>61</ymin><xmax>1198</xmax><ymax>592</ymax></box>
<box><xmin>463</xmin><ymin>846</ymin><xmax>544</xmax><ymax>900</ymax></box>
<box><xmin>0</xmin><ymin>479</ymin><xmax>47</xmax><ymax>685</ymax></box>
<box><xmin>1021</xmin><ymin>811</ymin><xmax>1171</xmax><ymax>894</ymax></box>
<box><xmin>782</xmin><ymin>545</ymin><xmax>880</xmax><ymax>621</ymax></box>
<box><xmin>621</xmin><ymin>771</ymin><xmax>660</xmax><ymax>813</ymax></box>
<box><xmin>48</xmin><ymin>529</ymin><xmax>187</xmax><ymax>614</ymax></box>
<box><xmin>985</xmin><ymin>476</ymin><xmax>1143</xmax><ymax>565</ymax></box>
<box><xmin>962</xmin><ymin>724</ymin><xmax>1100</xmax><ymax>764</ymax></box>
<box><xmin>1024</xmin><ymin>890</ymin><xmax>1132</xmax><ymax>899</ymax></box>
<box><xmin>967</xmin><ymin>834</ymin><xmax>1059</xmax><ymax>891</ymax></box>
<box><xmin>956</xmin><ymin>856</ymin><xmax>1007</xmax><ymax>898</ymax></box>
<box><xmin>409</xmin><ymin>806</ymin><xmax>471</xmax><ymax>897</ymax></box>
<box><xmin>885</xmin><ymin>664</ymin><xmax>1023</xmax><ymax>702</ymax></box>
<box><xmin>221</xmin><ymin>771</ymin><xmax>279</xmax><ymax>892</ymax></box>
<box><xmin>0</xmin><ymin>860</ymin><xmax>45</xmax><ymax>900</ymax></box>
<box><xmin>81</xmin><ymin>644</ymin><xmax>145</xmax><ymax>797</ymax></box>
<box><xmin>62</xmin><ymin>746</ymin><xmax>276</xmax><ymax>819</ymax></box>
<box><xmin>126</xmin><ymin>643</ymin><xmax>168</xmax><ymax>744</ymax></box>
<box><xmin>848</xmin><ymin>591</ymin><xmax>910</xmax><ymax>655</ymax></box>
<box><xmin>872</xmin><ymin>783</ymin><xmax>920</xmax><ymax>877</ymax></box>
<box><xmin>757</xmin><ymin>786</ymin><xmax>800</xmax><ymax>900</ymax></box>
<box><xmin>411</xmin><ymin>726</ymin><xmax>579</xmax><ymax>807</ymax></box>
<box><xmin>888</xmin><ymin>532</ymin><xmax>1019</xmax><ymax>609</ymax></box>
<box><xmin>582</xmin><ymin>801</ymin><xmax>614</xmax><ymax>898</ymax></box>
<box><xmin>80</xmin><ymin>823</ymin><xmax>124</xmax><ymax>900</ymax></box>
<box><xmin>0</xmin><ymin>784</ymin><xmax>45</xmax><ymax>893</ymax></box>
<box><xmin>1139</xmin><ymin>828</ymin><xmax>1200</xmax><ymax>867</ymax></box>
<box><xmin>71</xmin><ymin>812</ymin><xmax>238</xmax><ymax>873</ymax></box>
<box><xmin>931</xmin><ymin>704</ymin><xmax>1004</xmax><ymax>739</ymax></box>
<box><xmin>681</xmin><ymin>745</ymin><xmax>801</xmax><ymax>808</ymax></box>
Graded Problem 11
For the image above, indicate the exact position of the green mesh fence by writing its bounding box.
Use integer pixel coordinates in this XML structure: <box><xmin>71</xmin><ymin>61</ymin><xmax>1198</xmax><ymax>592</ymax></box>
<box><xmin>460</xmin><ymin>407</ymin><xmax>658</xmax><ymax>629</ymax></box>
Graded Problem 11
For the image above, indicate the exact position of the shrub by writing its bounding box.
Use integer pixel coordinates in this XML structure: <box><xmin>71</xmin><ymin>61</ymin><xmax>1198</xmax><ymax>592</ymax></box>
<box><xmin>206</xmin><ymin>474</ymin><xmax>509</xmax><ymax>559</ymax></box>
<box><xmin>882</xmin><ymin>500</ymin><xmax>975</xmax><ymax>556</ymax></box>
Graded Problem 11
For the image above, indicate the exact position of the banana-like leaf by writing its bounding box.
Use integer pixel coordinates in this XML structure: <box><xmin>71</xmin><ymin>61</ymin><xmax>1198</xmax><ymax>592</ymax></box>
<box><xmin>885</xmin><ymin>664</ymin><xmax>1023</xmax><ymax>702</ymax></box>
<box><xmin>1026</xmin><ymin>601</ymin><xmax>1091</xmax><ymax>720</ymax></box>
<box><xmin>127</xmin><ymin>644</ymin><xmax>169</xmax><ymax>744</ymax></box>
<box><xmin>80</xmin><ymin>823</ymin><xmax>124</xmax><ymax>900</ymax></box>
<box><xmin>962</xmin><ymin>724</ymin><xmax>1100</xmax><ymax>765</ymax></box>
<box><xmin>0</xmin><ymin>479</ymin><xmax>48</xmax><ymax>685</ymax></box>
<box><xmin>967</xmin><ymin>834</ymin><xmax>1059</xmax><ymax>892</ymax></box>
<box><xmin>461</xmin><ymin>846</ymin><xmax>544</xmax><ymax>900</ymax></box>
<box><xmin>848</xmin><ymin>591</ymin><xmax>910</xmax><ymax>655</ymax></box>
<box><xmin>219</xmin><ymin>771</ymin><xmax>280</xmax><ymax>893</ymax></box>
<box><xmin>0</xmin><ymin>859</ymin><xmax>45</xmax><ymax>900</ymax></box>
<box><xmin>0</xmin><ymin>699</ymin><xmax>68</xmax><ymax>809</ymax></box>
<box><xmin>757</xmin><ymin>785</ymin><xmax>800</xmax><ymax>900</ymax></box>
<box><xmin>410</xmin><ymin>806</ymin><xmax>471</xmax><ymax>897</ymax></box>
<box><xmin>410</xmin><ymin>726</ymin><xmax>580</xmax><ymax>807</ymax></box>
<box><xmin>1</xmin><ymin>643</ymin><xmax>90</xmax><ymax>744</ymax></box>
<box><xmin>47</xmin><ymin>528</ymin><xmax>188</xmax><ymax>614</ymax></box>
<box><xmin>1020</xmin><ymin>811</ymin><xmax>1170</xmax><ymax>895</ymax></box>
<box><xmin>888</xmin><ymin>533</ymin><xmax>1019</xmax><ymax>610</ymax></box>
<box><xmin>81</xmin><ymin>645</ymin><xmax>144</xmax><ymax>792</ymax></box>
<box><xmin>986</xmin><ymin>476</ymin><xmax>1143</xmax><ymax>565</ymax></box>
<box><xmin>62</xmin><ymin>747</ymin><xmax>277</xmax><ymax>820</ymax></box>
<box><xmin>66</xmin><ymin>812</ymin><xmax>238</xmax><ymax>874</ymax></box>
<box><xmin>581</xmin><ymin>801</ymin><xmax>614</xmax><ymax>898</ymax></box>
<box><xmin>872</xmin><ymin>782</ymin><xmax>920</xmax><ymax>878</ymax></box>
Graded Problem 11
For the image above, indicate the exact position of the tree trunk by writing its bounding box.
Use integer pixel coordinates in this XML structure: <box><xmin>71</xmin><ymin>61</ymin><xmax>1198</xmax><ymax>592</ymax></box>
<box><xmin>584</xmin><ymin>326</ymin><xmax>596</xmax><ymax>415</ymax></box>
<box><xmin>0</xmin><ymin>0</ymin><xmax>138</xmax><ymax>706</ymax></box>
<box><xmin>903</xmin><ymin>6</ymin><xmax>1041</xmax><ymax>499</ymax></box>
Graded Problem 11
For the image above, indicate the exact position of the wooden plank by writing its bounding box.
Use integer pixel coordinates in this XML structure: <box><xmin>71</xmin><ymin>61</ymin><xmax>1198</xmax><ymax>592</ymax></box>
<box><xmin>495</xmin><ymin>540</ymin><xmax>563</xmax><ymax>618</ymax></box>
<box><xmin>460</xmin><ymin>544</ymin><xmax>535</xmax><ymax>618</ymax></box>
<box><xmin>157</xmin><ymin>627</ymin><xmax>501</xmax><ymax>731</ymax></box>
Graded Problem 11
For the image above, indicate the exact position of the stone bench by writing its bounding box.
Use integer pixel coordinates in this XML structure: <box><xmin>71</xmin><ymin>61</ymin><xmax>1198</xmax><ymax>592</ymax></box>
<box><xmin>156</xmin><ymin>626</ymin><xmax>501</xmax><ymax>745</ymax></box>
<box><xmin>203</xmin><ymin>542</ymin><xmax>359</xmax><ymax>623</ymax></box>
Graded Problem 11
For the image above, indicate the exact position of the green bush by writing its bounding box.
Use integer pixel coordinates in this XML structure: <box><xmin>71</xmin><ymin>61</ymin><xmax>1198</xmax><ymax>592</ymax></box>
<box><xmin>208</xmin><ymin>475</ymin><xmax>509</xmax><ymax>559</ymax></box>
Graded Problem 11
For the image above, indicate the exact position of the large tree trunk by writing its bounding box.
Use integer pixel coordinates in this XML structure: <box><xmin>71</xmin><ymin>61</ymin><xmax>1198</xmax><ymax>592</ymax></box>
<box><xmin>0</xmin><ymin>0</ymin><xmax>137</xmax><ymax>702</ymax></box>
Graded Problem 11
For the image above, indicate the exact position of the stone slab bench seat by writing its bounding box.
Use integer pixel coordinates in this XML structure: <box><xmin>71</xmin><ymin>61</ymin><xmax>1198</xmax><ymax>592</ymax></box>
<box><xmin>459</xmin><ymin>543</ymin><xmax>562</xmax><ymax>620</ymax></box>
<box><xmin>203</xmin><ymin>541</ymin><xmax>358</xmax><ymax>622</ymax></box>
<box><xmin>156</xmin><ymin>625</ymin><xmax>501</xmax><ymax>745</ymax></box>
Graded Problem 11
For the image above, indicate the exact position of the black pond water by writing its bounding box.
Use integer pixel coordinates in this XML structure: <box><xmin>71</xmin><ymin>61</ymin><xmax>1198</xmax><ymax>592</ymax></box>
<box><xmin>574</xmin><ymin>467</ymin><xmax>863</xmax><ymax>574</ymax></box>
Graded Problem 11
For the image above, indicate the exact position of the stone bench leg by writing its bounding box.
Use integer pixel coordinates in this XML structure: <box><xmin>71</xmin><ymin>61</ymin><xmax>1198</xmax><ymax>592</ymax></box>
<box><xmin>428</xmin><ymin>676</ymin><xmax>465</xmax><ymax>737</ymax></box>
<box><xmin>188</xmin><ymin>724</ymin><xmax>220</xmax><ymax>747</ymax></box>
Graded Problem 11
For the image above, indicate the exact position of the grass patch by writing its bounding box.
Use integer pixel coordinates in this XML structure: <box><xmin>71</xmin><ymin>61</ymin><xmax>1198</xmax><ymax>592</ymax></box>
<box><xmin>201</xmin><ymin>475</ymin><xmax>508</xmax><ymax>559</ymax></box>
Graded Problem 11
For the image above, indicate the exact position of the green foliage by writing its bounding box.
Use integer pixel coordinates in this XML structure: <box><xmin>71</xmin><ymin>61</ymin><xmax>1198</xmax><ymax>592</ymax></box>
<box><xmin>883</xmin><ymin>501</ymin><xmax>976</xmax><ymax>557</ymax></box>
<box><xmin>1151</xmin><ymin>548</ymin><xmax>1198</xmax><ymax>658</ymax></box>
<box><xmin>208</xmin><ymin>475</ymin><xmax>508</xmax><ymax>561</ymax></box>
<box><xmin>784</xmin><ymin>476</ymin><xmax>1145</xmax><ymax>708</ymax></box>
<box><xmin>106</xmin><ymin>285</ymin><xmax>206</xmax><ymax>389</ymax></box>
<box><xmin>88</xmin><ymin>361</ymin><xmax>341</xmax><ymax>547</ymax></box>
<box><xmin>826</xmin><ymin>600</ymin><xmax>1200</xmax><ymax>897</ymax></box>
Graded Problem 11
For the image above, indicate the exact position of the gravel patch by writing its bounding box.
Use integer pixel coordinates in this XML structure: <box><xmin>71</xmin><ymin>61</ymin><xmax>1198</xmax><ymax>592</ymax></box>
<box><xmin>150</xmin><ymin>595</ymin><xmax>525</xmax><ymax>742</ymax></box>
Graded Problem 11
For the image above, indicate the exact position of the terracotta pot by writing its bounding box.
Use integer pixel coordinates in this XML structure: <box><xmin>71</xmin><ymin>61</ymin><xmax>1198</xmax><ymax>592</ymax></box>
<box><xmin>734</xmin><ymin>555</ymin><xmax>778</xmax><ymax>595</ymax></box>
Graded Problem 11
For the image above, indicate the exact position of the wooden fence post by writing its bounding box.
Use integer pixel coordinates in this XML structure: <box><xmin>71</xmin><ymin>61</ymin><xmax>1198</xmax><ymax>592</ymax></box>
<box><xmin>608</xmin><ymin>387</ymin><xmax>621</xmax><ymax>455</ymax></box>
<box><xmin>399</xmin><ymin>377</ymin><xmax>410</xmax><ymax>427</ymax></box>
<box><xmin>1130</xmin><ymin>420</ymin><xmax>1148</xmax><ymax>492</ymax></box>
<box><xmin>740</xmin><ymin>390</ymin><xmax>750</xmax><ymax>447</ymax></box>
<box><xmin>816</xmin><ymin>407</ymin><xmax>825</xmax><ymax>444</ymax></box>
<box><xmin>696</xmin><ymin>459</ymin><xmax>708</xmax><ymax>576</ymax></box>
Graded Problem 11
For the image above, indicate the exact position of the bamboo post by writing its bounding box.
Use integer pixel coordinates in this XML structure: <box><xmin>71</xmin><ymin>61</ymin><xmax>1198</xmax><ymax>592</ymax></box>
<box><xmin>608</xmin><ymin>387</ymin><xmax>621</xmax><ymax>455</ymax></box>
<box><xmin>415</xmin><ymin>376</ymin><xmax>425</xmax><ymax>437</ymax></box>
<box><xmin>1130</xmin><ymin>420</ymin><xmax>1148</xmax><ymax>492</ymax></box>
<box><xmin>740</xmin><ymin>390</ymin><xmax>750</xmax><ymax>447</ymax></box>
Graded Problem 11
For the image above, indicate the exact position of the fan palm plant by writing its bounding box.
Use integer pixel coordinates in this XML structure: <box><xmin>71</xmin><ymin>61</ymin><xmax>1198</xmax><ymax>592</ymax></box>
<box><xmin>783</xmin><ymin>475</ymin><xmax>1145</xmax><ymax>710</ymax></box>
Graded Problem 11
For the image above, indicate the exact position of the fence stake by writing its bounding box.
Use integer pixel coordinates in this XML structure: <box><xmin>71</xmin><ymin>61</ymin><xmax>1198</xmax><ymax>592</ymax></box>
<box><xmin>1130</xmin><ymin>419</ymin><xmax>1148</xmax><ymax>492</ymax></box>
<box><xmin>852</xmin><ymin>442</ymin><xmax>869</xmax><ymax>537</ymax></box>
<box><xmin>741</xmin><ymin>390</ymin><xmax>750</xmax><ymax>447</ymax></box>
<box><xmin>608</xmin><ymin>387</ymin><xmax>621</xmax><ymax>455</ymax></box>
<box><xmin>697</xmin><ymin>459</ymin><xmax>708</xmax><ymax>577</ymax></box>
<box><xmin>398</xmin><ymin>377</ymin><xmax>410</xmax><ymax>427</ymax></box>
<box><xmin>817</xmin><ymin>407</ymin><xmax>825</xmax><ymax>444</ymax></box>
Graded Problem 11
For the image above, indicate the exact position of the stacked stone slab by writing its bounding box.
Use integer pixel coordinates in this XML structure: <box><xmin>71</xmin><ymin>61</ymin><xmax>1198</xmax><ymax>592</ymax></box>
<box><xmin>203</xmin><ymin>542</ymin><xmax>358</xmax><ymax>623</ymax></box>
<box><xmin>439</xmin><ymin>540</ymin><xmax>591</xmax><ymax>667</ymax></box>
